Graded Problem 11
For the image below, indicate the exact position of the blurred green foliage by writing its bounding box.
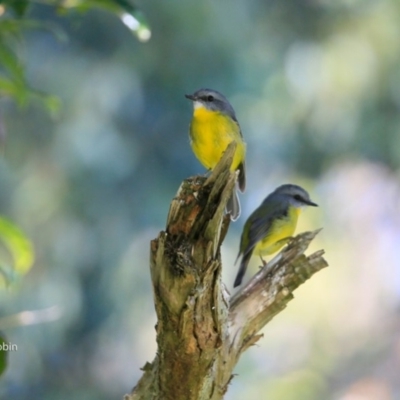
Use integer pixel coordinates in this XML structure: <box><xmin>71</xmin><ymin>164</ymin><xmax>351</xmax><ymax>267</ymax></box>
<box><xmin>0</xmin><ymin>13</ymin><xmax>61</xmax><ymax>111</ymax></box>
<box><xmin>0</xmin><ymin>333</ymin><xmax>8</xmax><ymax>377</ymax></box>
<box><xmin>0</xmin><ymin>0</ymin><xmax>149</xmax><ymax>112</ymax></box>
<box><xmin>0</xmin><ymin>216</ymin><xmax>34</xmax><ymax>286</ymax></box>
<box><xmin>0</xmin><ymin>0</ymin><xmax>400</xmax><ymax>399</ymax></box>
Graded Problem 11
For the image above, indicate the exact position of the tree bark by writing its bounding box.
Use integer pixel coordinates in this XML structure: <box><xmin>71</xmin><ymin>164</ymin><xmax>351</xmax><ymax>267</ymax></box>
<box><xmin>125</xmin><ymin>143</ymin><xmax>328</xmax><ymax>400</ymax></box>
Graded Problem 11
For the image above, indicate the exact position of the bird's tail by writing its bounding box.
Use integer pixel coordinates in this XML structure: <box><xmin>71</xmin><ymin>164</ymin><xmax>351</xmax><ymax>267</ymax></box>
<box><xmin>226</xmin><ymin>189</ymin><xmax>241</xmax><ymax>221</ymax></box>
<box><xmin>233</xmin><ymin>251</ymin><xmax>252</xmax><ymax>288</ymax></box>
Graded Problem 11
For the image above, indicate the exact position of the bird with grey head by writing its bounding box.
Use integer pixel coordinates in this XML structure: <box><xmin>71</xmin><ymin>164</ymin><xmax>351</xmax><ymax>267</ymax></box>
<box><xmin>185</xmin><ymin>88</ymin><xmax>246</xmax><ymax>221</ymax></box>
<box><xmin>233</xmin><ymin>184</ymin><xmax>318</xmax><ymax>287</ymax></box>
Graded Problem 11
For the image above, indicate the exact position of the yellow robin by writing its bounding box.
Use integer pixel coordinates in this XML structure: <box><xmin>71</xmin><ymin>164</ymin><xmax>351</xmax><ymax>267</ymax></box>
<box><xmin>234</xmin><ymin>184</ymin><xmax>318</xmax><ymax>287</ymax></box>
<box><xmin>185</xmin><ymin>88</ymin><xmax>246</xmax><ymax>221</ymax></box>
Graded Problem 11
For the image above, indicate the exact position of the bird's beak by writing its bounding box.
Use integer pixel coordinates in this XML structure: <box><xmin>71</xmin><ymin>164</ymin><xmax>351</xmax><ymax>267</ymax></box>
<box><xmin>185</xmin><ymin>94</ymin><xmax>195</xmax><ymax>101</ymax></box>
<box><xmin>306</xmin><ymin>200</ymin><xmax>318</xmax><ymax>207</ymax></box>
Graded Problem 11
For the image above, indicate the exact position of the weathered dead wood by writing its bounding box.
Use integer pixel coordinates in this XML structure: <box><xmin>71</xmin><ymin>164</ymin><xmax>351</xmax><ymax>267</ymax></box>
<box><xmin>125</xmin><ymin>143</ymin><xmax>328</xmax><ymax>400</ymax></box>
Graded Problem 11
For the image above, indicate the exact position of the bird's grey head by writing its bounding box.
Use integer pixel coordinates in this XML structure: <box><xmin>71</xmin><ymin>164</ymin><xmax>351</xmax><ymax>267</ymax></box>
<box><xmin>273</xmin><ymin>184</ymin><xmax>318</xmax><ymax>208</ymax></box>
<box><xmin>185</xmin><ymin>88</ymin><xmax>237</xmax><ymax>119</ymax></box>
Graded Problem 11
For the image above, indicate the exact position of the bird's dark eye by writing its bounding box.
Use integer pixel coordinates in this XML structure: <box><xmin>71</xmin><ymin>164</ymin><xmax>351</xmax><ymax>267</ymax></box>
<box><xmin>294</xmin><ymin>194</ymin><xmax>303</xmax><ymax>201</ymax></box>
<box><xmin>207</xmin><ymin>95</ymin><xmax>214</xmax><ymax>102</ymax></box>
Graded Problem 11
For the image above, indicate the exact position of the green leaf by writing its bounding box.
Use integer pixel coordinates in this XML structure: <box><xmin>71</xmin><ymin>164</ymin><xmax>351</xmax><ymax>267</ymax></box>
<box><xmin>0</xmin><ymin>42</ymin><xmax>24</xmax><ymax>82</ymax></box>
<box><xmin>98</xmin><ymin>0</ymin><xmax>151</xmax><ymax>41</ymax></box>
<box><xmin>0</xmin><ymin>216</ymin><xmax>34</xmax><ymax>287</ymax></box>
<box><xmin>119</xmin><ymin>9</ymin><xmax>151</xmax><ymax>42</ymax></box>
<box><xmin>0</xmin><ymin>333</ymin><xmax>8</xmax><ymax>377</ymax></box>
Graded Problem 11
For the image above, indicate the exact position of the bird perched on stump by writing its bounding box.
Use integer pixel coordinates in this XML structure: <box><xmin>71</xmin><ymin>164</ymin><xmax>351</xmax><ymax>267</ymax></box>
<box><xmin>234</xmin><ymin>184</ymin><xmax>318</xmax><ymax>287</ymax></box>
<box><xmin>185</xmin><ymin>88</ymin><xmax>246</xmax><ymax>221</ymax></box>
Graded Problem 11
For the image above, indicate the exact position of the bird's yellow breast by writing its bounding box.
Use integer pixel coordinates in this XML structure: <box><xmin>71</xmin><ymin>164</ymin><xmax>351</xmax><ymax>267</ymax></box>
<box><xmin>189</xmin><ymin>106</ymin><xmax>245</xmax><ymax>171</ymax></box>
<box><xmin>254</xmin><ymin>206</ymin><xmax>301</xmax><ymax>256</ymax></box>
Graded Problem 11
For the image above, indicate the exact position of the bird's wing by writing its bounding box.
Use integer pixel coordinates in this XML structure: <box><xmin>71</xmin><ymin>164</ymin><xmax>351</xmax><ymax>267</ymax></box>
<box><xmin>241</xmin><ymin>197</ymin><xmax>288</xmax><ymax>259</ymax></box>
<box><xmin>233</xmin><ymin>119</ymin><xmax>246</xmax><ymax>192</ymax></box>
<box><xmin>238</xmin><ymin>161</ymin><xmax>246</xmax><ymax>192</ymax></box>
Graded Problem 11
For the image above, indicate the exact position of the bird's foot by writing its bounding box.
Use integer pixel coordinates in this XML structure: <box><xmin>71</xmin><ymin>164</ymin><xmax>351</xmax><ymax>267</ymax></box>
<box><xmin>259</xmin><ymin>257</ymin><xmax>267</xmax><ymax>269</ymax></box>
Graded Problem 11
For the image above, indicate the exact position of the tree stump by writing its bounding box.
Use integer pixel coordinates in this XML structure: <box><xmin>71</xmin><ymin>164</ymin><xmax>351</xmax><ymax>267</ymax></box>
<box><xmin>125</xmin><ymin>143</ymin><xmax>328</xmax><ymax>400</ymax></box>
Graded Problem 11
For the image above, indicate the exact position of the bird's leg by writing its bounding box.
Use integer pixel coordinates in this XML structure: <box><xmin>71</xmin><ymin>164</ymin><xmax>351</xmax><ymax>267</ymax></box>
<box><xmin>259</xmin><ymin>256</ymin><xmax>267</xmax><ymax>269</ymax></box>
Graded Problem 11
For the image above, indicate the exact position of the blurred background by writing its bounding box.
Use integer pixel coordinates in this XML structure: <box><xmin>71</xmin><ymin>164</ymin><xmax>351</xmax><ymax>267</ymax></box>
<box><xmin>0</xmin><ymin>0</ymin><xmax>400</xmax><ymax>399</ymax></box>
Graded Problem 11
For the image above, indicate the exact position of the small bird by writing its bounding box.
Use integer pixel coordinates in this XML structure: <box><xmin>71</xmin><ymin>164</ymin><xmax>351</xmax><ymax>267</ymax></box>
<box><xmin>233</xmin><ymin>184</ymin><xmax>318</xmax><ymax>287</ymax></box>
<box><xmin>185</xmin><ymin>88</ymin><xmax>246</xmax><ymax>221</ymax></box>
